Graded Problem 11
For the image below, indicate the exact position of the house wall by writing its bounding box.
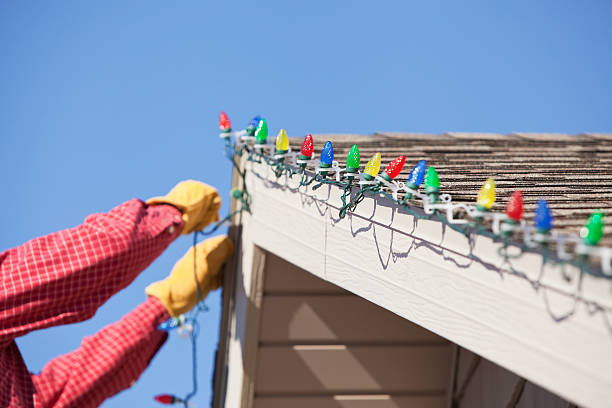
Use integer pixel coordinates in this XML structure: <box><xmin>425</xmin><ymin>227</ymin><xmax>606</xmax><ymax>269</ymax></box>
<box><xmin>253</xmin><ymin>252</ymin><xmax>451</xmax><ymax>408</ymax></box>
<box><xmin>252</xmin><ymin>254</ymin><xmax>570</xmax><ymax>408</ymax></box>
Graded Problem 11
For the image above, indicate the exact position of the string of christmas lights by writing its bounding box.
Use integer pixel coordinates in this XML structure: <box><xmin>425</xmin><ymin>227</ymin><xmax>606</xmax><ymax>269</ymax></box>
<box><xmin>219</xmin><ymin>112</ymin><xmax>612</xmax><ymax>278</ymax></box>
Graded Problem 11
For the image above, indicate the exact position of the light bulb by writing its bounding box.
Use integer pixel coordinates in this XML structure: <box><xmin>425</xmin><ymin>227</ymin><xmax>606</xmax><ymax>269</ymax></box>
<box><xmin>424</xmin><ymin>166</ymin><xmax>440</xmax><ymax>203</ymax></box>
<box><xmin>255</xmin><ymin>118</ymin><xmax>268</xmax><ymax>144</ymax></box>
<box><xmin>476</xmin><ymin>178</ymin><xmax>496</xmax><ymax>210</ymax></box>
<box><xmin>346</xmin><ymin>144</ymin><xmax>360</xmax><ymax>172</ymax></box>
<box><xmin>300</xmin><ymin>134</ymin><xmax>314</xmax><ymax>159</ymax></box>
<box><xmin>581</xmin><ymin>211</ymin><xmax>604</xmax><ymax>246</ymax></box>
<box><xmin>275</xmin><ymin>129</ymin><xmax>289</xmax><ymax>153</ymax></box>
<box><xmin>363</xmin><ymin>152</ymin><xmax>381</xmax><ymax>180</ymax></box>
<box><xmin>505</xmin><ymin>190</ymin><xmax>523</xmax><ymax>222</ymax></box>
<box><xmin>154</xmin><ymin>394</ymin><xmax>176</xmax><ymax>405</ymax></box>
<box><xmin>407</xmin><ymin>160</ymin><xmax>426</xmax><ymax>187</ymax></box>
<box><xmin>246</xmin><ymin>115</ymin><xmax>261</xmax><ymax>136</ymax></box>
<box><xmin>219</xmin><ymin>111</ymin><xmax>231</xmax><ymax>133</ymax></box>
<box><xmin>320</xmin><ymin>141</ymin><xmax>334</xmax><ymax>166</ymax></box>
<box><xmin>424</xmin><ymin>166</ymin><xmax>440</xmax><ymax>191</ymax></box>
<box><xmin>382</xmin><ymin>156</ymin><xmax>406</xmax><ymax>181</ymax></box>
<box><xmin>534</xmin><ymin>199</ymin><xmax>553</xmax><ymax>232</ymax></box>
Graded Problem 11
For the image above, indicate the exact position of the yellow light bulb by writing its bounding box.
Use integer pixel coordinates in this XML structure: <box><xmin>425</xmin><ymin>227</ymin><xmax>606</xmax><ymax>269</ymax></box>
<box><xmin>477</xmin><ymin>177</ymin><xmax>496</xmax><ymax>210</ymax></box>
<box><xmin>275</xmin><ymin>129</ymin><xmax>289</xmax><ymax>152</ymax></box>
<box><xmin>364</xmin><ymin>152</ymin><xmax>381</xmax><ymax>179</ymax></box>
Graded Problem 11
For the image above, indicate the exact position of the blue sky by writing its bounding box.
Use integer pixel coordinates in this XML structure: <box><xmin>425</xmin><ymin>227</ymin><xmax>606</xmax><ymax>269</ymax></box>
<box><xmin>1</xmin><ymin>1</ymin><xmax>611</xmax><ymax>407</ymax></box>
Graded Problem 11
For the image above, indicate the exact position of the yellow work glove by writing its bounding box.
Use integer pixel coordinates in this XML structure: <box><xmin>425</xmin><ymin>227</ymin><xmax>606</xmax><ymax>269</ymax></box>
<box><xmin>146</xmin><ymin>235</ymin><xmax>234</xmax><ymax>317</ymax></box>
<box><xmin>147</xmin><ymin>180</ymin><xmax>221</xmax><ymax>235</ymax></box>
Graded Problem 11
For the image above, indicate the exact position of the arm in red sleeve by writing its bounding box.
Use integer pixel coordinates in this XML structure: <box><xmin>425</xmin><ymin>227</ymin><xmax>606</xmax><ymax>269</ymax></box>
<box><xmin>0</xmin><ymin>199</ymin><xmax>183</xmax><ymax>345</ymax></box>
<box><xmin>32</xmin><ymin>297</ymin><xmax>170</xmax><ymax>408</ymax></box>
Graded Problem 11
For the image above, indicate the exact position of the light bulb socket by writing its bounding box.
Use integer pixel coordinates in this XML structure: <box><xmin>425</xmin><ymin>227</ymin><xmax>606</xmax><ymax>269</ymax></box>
<box><xmin>298</xmin><ymin>155</ymin><xmax>310</xmax><ymax>169</ymax></box>
<box><xmin>274</xmin><ymin>150</ymin><xmax>286</xmax><ymax>171</ymax></box>
<box><xmin>231</xmin><ymin>189</ymin><xmax>242</xmax><ymax>200</ymax></box>
<box><xmin>246</xmin><ymin>127</ymin><xmax>256</xmax><ymax>137</ymax></box>
<box><xmin>533</xmin><ymin>230</ymin><xmax>550</xmax><ymax>245</ymax></box>
<box><xmin>425</xmin><ymin>186</ymin><xmax>440</xmax><ymax>204</ymax></box>
<box><xmin>319</xmin><ymin>162</ymin><xmax>331</xmax><ymax>177</ymax></box>
<box><xmin>402</xmin><ymin>181</ymin><xmax>417</xmax><ymax>200</ymax></box>
<box><xmin>363</xmin><ymin>173</ymin><xmax>375</xmax><ymax>181</ymax></box>
<box><xmin>501</xmin><ymin>219</ymin><xmax>519</xmax><ymax>237</ymax></box>
<box><xmin>345</xmin><ymin>167</ymin><xmax>358</xmax><ymax>180</ymax></box>
<box><xmin>381</xmin><ymin>172</ymin><xmax>392</xmax><ymax>183</ymax></box>
<box><xmin>474</xmin><ymin>204</ymin><xmax>490</xmax><ymax>222</ymax></box>
<box><xmin>476</xmin><ymin>204</ymin><xmax>490</xmax><ymax>213</ymax></box>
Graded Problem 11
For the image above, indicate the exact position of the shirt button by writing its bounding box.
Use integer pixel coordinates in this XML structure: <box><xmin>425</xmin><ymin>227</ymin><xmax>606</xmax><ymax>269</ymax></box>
<box><xmin>168</xmin><ymin>226</ymin><xmax>175</xmax><ymax>234</ymax></box>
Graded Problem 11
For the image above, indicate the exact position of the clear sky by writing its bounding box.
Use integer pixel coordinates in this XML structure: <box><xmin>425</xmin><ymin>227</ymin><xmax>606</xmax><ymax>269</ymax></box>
<box><xmin>1</xmin><ymin>1</ymin><xmax>611</xmax><ymax>407</ymax></box>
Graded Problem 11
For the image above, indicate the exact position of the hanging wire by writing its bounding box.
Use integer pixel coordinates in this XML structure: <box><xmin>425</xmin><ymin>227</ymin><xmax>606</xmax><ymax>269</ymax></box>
<box><xmin>155</xmin><ymin>137</ymin><xmax>251</xmax><ymax>406</ymax></box>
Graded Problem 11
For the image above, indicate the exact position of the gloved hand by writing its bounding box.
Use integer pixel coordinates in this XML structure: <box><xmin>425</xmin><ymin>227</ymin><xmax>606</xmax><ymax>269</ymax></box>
<box><xmin>146</xmin><ymin>235</ymin><xmax>234</xmax><ymax>317</ymax></box>
<box><xmin>147</xmin><ymin>180</ymin><xmax>221</xmax><ymax>235</ymax></box>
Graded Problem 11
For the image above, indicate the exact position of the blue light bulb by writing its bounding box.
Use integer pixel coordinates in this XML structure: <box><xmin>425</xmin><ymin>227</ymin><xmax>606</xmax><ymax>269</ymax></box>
<box><xmin>248</xmin><ymin>115</ymin><xmax>261</xmax><ymax>128</ymax></box>
<box><xmin>408</xmin><ymin>160</ymin><xmax>427</xmax><ymax>186</ymax></box>
<box><xmin>320</xmin><ymin>141</ymin><xmax>334</xmax><ymax>165</ymax></box>
<box><xmin>534</xmin><ymin>199</ymin><xmax>553</xmax><ymax>231</ymax></box>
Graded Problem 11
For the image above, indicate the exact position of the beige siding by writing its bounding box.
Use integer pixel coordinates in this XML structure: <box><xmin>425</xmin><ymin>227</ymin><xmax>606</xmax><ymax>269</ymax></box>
<box><xmin>254</xmin><ymin>253</ymin><xmax>452</xmax><ymax>406</ymax></box>
<box><xmin>253</xmin><ymin>395</ymin><xmax>446</xmax><ymax>408</ymax></box>
<box><xmin>260</xmin><ymin>295</ymin><xmax>445</xmax><ymax>344</ymax></box>
<box><xmin>252</xmin><ymin>254</ymin><xmax>574</xmax><ymax>408</ymax></box>
<box><xmin>263</xmin><ymin>253</ymin><xmax>346</xmax><ymax>294</ymax></box>
<box><xmin>256</xmin><ymin>345</ymin><xmax>451</xmax><ymax>394</ymax></box>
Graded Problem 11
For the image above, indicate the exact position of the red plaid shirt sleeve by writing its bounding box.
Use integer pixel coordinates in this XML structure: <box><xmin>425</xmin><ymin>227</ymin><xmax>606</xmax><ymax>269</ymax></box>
<box><xmin>0</xmin><ymin>198</ymin><xmax>182</xmax><ymax>344</ymax></box>
<box><xmin>0</xmin><ymin>198</ymin><xmax>184</xmax><ymax>407</ymax></box>
<box><xmin>31</xmin><ymin>297</ymin><xmax>170</xmax><ymax>408</ymax></box>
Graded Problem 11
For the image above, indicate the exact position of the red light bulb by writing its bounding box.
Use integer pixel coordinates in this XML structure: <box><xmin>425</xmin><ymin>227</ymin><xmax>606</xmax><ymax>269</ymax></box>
<box><xmin>154</xmin><ymin>394</ymin><xmax>175</xmax><ymax>405</ymax></box>
<box><xmin>219</xmin><ymin>111</ymin><xmax>231</xmax><ymax>131</ymax></box>
<box><xmin>300</xmin><ymin>134</ymin><xmax>314</xmax><ymax>158</ymax></box>
<box><xmin>384</xmin><ymin>156</ymin><xmax>406</xmax><ymax>180</ymax></box>
<box><xmin>505</xmin><ymin>190</ymin><xmax>523</xmax><ymax>222</ymax></box>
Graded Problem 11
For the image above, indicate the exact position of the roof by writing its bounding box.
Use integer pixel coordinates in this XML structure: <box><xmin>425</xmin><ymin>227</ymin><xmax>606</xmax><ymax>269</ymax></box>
<box><xmin>293</xmin><ymin>132</ymin><xmax>612</xmax><ymax>246</ymax></box>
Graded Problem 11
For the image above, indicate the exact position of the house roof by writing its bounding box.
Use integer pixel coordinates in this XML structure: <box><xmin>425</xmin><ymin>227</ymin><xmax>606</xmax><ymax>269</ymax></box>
<box><xmin>291</xmin><ymin>132</ymin><xmax>612</xmax><ymax>246</ymax></box>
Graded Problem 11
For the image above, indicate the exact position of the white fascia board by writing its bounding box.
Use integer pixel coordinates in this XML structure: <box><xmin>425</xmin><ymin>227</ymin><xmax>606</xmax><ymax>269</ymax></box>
<box><xmin>227</xmin><ymin>160</ymin><xmax>612</xmax><ymax>408</ymax></box>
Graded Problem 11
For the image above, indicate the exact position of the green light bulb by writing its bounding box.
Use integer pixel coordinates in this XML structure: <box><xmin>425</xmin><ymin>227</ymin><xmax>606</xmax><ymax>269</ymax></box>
<box><xmin>255</xmin><ymin>118</ymin><xmax>268</xmax><ymax>144</ymax></box>
<box><xmin>424</xmin><ymin>166</ymin><xmax>440</xmax><ymax>192</ymax></box>
<box><xmin>581</xmin><ymin>211</ymin><xmax>604</xmax><ymax>245</ymax></box>
<box><xmin>346</xmin><ymin>144</ymin><xmax>360</xmax><ymax>172</ymax></box>
<box><xmin>423</xmin><ymin>166</ymin><xmax>440</xmax><ymax>203</ymax></box>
